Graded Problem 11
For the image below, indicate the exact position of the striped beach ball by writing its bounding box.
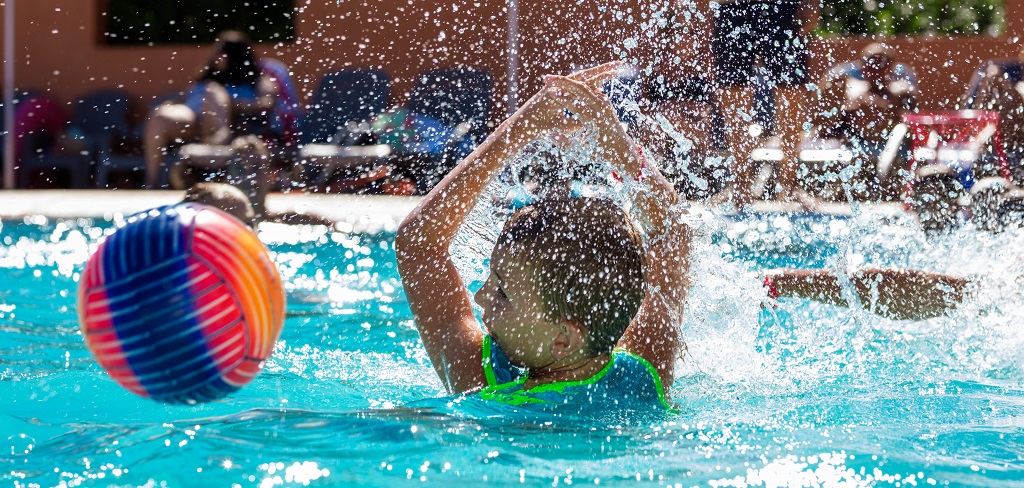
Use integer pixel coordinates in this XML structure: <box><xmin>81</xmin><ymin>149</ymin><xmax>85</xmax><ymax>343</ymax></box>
<box><xmin>77</xmin><ymin>203</ymin><xmax>285</xmax><ymax>404</ymax></box>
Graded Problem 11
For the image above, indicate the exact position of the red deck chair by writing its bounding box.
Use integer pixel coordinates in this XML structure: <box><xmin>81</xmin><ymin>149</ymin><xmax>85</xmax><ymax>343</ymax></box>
<box><xmin>901</xmin><ymin>110</ymin><xmax>1010</xmax><ymax>205</ymax></box>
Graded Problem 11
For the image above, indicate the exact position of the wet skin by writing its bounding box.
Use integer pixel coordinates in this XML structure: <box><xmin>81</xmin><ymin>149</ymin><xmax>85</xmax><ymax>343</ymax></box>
<box><xmin>473</xmin><ymin>246</ymin><xmax>566</xmax><ymax>370</ymax></box>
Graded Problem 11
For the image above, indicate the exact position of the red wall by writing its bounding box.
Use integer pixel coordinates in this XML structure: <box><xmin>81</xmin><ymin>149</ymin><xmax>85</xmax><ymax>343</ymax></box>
<box><xmin>2</xmin><ymin>0</ymin><xmax>1022</xmax><ymax>120</ymax></box>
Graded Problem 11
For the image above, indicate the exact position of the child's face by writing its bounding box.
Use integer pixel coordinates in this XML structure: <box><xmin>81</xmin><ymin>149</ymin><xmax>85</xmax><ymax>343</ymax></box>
<box><xmin>474</xmin><ymin>245</ymin><xmax>565</xmax><ymax>369</ymax></box>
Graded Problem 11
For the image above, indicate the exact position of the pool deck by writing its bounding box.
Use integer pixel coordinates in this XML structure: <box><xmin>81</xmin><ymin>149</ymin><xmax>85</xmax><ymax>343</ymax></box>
<box><xmin>0</xmin><ymin>190</ymin><xmax>903</xmax><ymax>230</ymax></box>
<box><xmin>0</xmin><ymin>190</ymin><xmax>421</xmax><ymax>233</ymax></box>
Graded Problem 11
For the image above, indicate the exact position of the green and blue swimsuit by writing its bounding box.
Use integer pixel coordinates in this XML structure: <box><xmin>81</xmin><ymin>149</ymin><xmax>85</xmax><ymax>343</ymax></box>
<box><xmin>477</xmin><ymin>335</ymin><xmax>674</xmax><ymax>416</ymax></box>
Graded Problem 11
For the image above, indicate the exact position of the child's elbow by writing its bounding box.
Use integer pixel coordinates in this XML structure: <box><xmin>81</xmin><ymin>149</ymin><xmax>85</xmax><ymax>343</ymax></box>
<box><xmin>394</xmin><ymin>218</ymin><xmax>436</xmax><ymax>266</ymax></box>
<box><xmin>394</xmin><ymin>221</ymin><xmax>418</xmax><ymax>265</ymax></box>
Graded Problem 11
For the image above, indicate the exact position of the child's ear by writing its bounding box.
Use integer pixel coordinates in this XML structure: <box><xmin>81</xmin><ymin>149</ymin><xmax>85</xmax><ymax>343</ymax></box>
<box><xmin>550</xmin><ymin>318</ymin><xmax>587</xmax><ymax>359</ymax></box>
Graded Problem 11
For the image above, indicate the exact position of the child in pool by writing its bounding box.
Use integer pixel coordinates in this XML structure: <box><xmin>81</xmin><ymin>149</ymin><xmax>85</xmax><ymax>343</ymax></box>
<box><xmin>396</xmin><ymin>62</ymin><xmax>970</xmax><ymax>413</ymax></box>
<box><xmin>182</xmin><ymin>182</ymin><xmax>257</xmax><ymax>228</ymax></box>
<box><xmin>181</xmin><ymin>182</ymin><xmax>334</xmax><ymax>228</ymax></box>
<box><xmin>397</xmin><ymin>63</ymin><xmax>687</xmax><ymax>413</ymax></box>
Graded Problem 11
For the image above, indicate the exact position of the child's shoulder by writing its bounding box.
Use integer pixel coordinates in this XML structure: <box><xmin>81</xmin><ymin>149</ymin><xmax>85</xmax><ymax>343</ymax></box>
<box><xmin>605</xmin><ymin>350</ymin><xmax>672</xmax><ymax>410</ymax></box>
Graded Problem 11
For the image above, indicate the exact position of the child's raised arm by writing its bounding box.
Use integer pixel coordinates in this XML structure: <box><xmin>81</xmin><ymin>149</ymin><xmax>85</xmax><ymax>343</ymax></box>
<box><xmin>764</xmin><ymin>268</ymin><xmax>970</xmax><ymax>320</ymax></box>
<box><xmin>543</xmin><ymin>75</ymin><xmax>691</xmax><ymax>390</ymax></box>
<box><xmin>395</xmin><ymin>64</ymin><xmax>620</xmax><ymax>393</ymax></box>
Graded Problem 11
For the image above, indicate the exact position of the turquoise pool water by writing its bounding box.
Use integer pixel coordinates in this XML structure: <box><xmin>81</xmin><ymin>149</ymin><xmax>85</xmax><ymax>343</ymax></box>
<box><xmin>2</xmin><ymin>211</ymin><xmax>1023</xmax><ymax>487</ymax></box>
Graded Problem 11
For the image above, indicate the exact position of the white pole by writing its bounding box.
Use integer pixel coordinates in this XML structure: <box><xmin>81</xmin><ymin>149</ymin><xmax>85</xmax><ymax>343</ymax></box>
<box><xmin>505</xmin><ymin>0</ymin><xmax>519</xmax><ymax>116</ymax></box>
<box><xmin>3</xmin><ymin>0</ymin><xmax>14</xmax><ymax>189</ymax></box>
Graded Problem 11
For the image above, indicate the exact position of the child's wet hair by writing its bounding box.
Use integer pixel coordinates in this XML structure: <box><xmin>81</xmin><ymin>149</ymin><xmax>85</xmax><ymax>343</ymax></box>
<box><xmin>182</xmin><ymin>183</ymin><xmax>256</xmax><ymax>228</ymax></box>
<box><xmin>497</xmin><ymin>197</ymin><xmax>647</xmax><ymax>354</ymax></box>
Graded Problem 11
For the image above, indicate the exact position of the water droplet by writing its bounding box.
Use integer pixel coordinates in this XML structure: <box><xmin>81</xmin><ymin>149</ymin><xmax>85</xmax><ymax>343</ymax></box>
<box><xmin>8</xmin><ymin>434</ymin><xmax>35</xmax><ymax>456</ymax></box>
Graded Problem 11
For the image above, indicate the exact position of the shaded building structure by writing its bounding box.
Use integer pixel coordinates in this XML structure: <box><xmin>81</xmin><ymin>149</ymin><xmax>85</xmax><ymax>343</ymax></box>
<box><xmin>3</xmin><ymin>0</ymin><xmax>1023</xmax><ymax>126</ymax></box>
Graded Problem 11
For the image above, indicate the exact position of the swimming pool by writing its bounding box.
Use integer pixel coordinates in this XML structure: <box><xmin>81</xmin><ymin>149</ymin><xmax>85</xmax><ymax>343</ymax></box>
<box><xmin>2</xmin><ymin>209</ymin><xmax>1023</xmax><ymax>487</ymax></box>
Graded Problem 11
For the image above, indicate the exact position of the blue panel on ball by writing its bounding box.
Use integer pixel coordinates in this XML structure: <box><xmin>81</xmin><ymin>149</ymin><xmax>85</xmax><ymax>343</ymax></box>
<box><xmin>102</xmin><ymin>204</ymin><xmax>222</xmax><ymax>402</ymax></box>
<box><xmin>159</xmin><ymin>378</ymin><xmax>238</xmax><ymax>405</ymax></box>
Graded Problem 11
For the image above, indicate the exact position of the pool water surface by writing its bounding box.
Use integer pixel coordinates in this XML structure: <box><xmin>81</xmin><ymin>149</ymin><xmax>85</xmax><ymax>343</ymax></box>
<box><xmin>2</xmin><ymin>210</ymin><xmax>1023</xmax><ymax>487</ymax></box>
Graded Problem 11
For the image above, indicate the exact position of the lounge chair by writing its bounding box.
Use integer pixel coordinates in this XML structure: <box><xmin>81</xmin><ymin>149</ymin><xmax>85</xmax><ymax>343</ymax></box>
<box><xmin>75</xmin><ymin>89</ymin><xmax>146</xmax><ymax>188</ymax></box>
<box><xmin>18</xmin><ymin>91</ymin><xmax>128</xmax><ymax>188</ymax></box>
<box><xmin>293</xmin><ymin>69</ymin><xmax>393</xmax><ymax>189</ymax></box>
<box><xmin>409</xmin><ymin>67</ymin><xmax>492</xmax><ymax>133</ymax></box>
<box><xmin>398</xmin><ymin>67</ymin><xmax>493</xmax><ymax>191</ymax></box>
<box><xmin>1</xmin><ymin>91</ymin><xmax>65</xmax><ymax>188</ymax></box>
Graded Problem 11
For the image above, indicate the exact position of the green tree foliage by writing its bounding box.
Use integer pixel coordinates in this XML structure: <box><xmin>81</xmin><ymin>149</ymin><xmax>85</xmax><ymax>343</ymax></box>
<box><xmin>105</xmin><ymin>0</ymin><xmax>295</xmax><ymax>45</ymax></box>
<box><xmin>818</xmin><ymin>0</ymin><xmax>1004</xmax><ymax>36</ymax></box>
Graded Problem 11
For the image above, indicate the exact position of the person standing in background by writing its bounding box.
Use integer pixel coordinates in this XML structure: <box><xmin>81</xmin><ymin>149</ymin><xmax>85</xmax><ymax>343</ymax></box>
<box><xmin>711</xmin><ymin>0</ymin><xmax>820</xmax><ymax>208</ymax></box>
<box><xmin>635</xmin><ymin>3</ymin><xmax>721</xmax><ymax>200</ymax></box>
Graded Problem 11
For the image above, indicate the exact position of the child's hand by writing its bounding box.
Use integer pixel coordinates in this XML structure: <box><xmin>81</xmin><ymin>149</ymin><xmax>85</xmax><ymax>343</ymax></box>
<box><xmin>541</xmin><ymin>72</ymin><xmax>622</xmax><ymax>131</ymax></box>
<box><xmin>519</xmin><ymin>85</ymin><xmax>585</xmax><ymax>135</ymax></box>
<box><xmin>511</xmin><ymin>62</ymin><xmax>623</xmax><ymax>138</ymax></box>
<box><xmin>566</xmin><ymin>61</ymin><xmax>622</xmax><ymax>92</ymax></box>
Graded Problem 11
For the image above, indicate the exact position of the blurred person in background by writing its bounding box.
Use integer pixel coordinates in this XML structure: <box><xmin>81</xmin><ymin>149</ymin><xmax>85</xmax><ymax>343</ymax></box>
<box><xmin>970</xmin><ymin>43</ymin><xmax>1024</xmax><ymax>182</ymax></box>
<box><xmin>143</xmin><ymin>31</ymin><xmax>279</xmax><ymax>189</ymax></box>
<box><xmin>812</xmin><ymin>43</ymin><xmax>917</xmax><ymax>199</ymax></box>
<box><xmin>909</xmin><ymin>164</ymin><xmax>968</xmax><ymax>235</ymax></box>
<box><xmin>635</xmin><ymin>3</ymin><xmax>721</xmax><ymax>199</ymax></box>
<box><xmin>815</xmin><ymin>43</ymin><xmax>916</xmax><ymax>159</ymax></box>
<box><xmin>711</xmin><ymin>0</ymin><xmax>820</xmax><ymax>208</ymax></box>
<box><xmin>968</xmin><ymin>176</ymin><xmax>1024</xmax><ymax>232</ymax></box>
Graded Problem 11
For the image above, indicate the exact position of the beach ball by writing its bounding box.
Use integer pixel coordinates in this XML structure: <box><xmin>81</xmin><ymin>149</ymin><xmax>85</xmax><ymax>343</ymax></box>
<box><xmin>77</xmin><ymin>203</ymin><xmax>285</xmax><ymax>404</ymax></box>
